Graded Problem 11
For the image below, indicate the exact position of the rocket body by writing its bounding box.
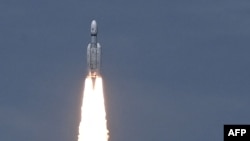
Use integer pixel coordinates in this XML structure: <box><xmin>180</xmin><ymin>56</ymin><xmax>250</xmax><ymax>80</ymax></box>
<box><xmin>87</xmin><ymin>20</ymin><xmax>101</xmax><ymax>78</ymax></box>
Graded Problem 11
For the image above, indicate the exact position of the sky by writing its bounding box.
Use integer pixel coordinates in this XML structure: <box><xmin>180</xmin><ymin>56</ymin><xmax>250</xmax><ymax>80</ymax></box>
<box><xmin>1</xmin><ymin>0</ymin><xmax>250</xmax><ymax>141</ymax></box>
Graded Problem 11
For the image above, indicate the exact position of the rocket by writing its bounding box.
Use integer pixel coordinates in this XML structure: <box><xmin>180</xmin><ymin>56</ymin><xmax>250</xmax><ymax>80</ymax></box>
<box><xmin>87</xmin><ymin>20</ymin><xmax>101</xmax><ymax>81</ymax></box>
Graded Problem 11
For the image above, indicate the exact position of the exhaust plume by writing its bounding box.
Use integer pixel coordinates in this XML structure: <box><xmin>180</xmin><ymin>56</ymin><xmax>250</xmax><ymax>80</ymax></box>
<box><xmin>78</xmin><ymin>76</ymin><xmax>109</xmax><ymax>141</ymax></box>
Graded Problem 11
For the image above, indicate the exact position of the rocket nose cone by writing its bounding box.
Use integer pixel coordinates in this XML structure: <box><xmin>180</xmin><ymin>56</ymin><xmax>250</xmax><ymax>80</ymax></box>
<box><xmin>91</xmin><ymin>20</ymin><xmax>97</xmax><ymax>35</ymax></box>
<box><xmin>91</xmin><ymin>20</ymin><xmax>97</xmax><ymax>26</ymax></box>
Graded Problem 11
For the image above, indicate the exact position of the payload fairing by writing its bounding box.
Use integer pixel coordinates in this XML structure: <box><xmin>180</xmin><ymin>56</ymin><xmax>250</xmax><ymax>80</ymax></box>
<box><xmin>87</xmin><ymin>20</ymin><xmax>101</xmax><ymax>80</ymax></box>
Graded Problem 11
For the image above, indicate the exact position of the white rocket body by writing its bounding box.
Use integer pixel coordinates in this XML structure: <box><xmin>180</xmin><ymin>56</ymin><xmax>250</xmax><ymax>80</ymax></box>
<box><xmin>87</xmin><ymin>20</ymin><xmax>101</xmax><ymax>79</ymax></box>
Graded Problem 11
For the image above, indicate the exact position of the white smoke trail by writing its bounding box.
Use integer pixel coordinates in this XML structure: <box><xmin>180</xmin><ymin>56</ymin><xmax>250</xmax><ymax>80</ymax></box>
<box><xmin>78</xmin><ymin>76</ymin><xmax>109</xmax><ymax>141</ymax></box>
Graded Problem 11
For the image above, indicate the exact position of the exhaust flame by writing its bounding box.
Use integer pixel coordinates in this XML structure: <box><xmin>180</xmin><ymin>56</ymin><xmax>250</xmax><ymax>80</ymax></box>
<box><xmin>78</xmin><ymin>76</ymin><xmax>109</xmax><ymax>141</ymax></box>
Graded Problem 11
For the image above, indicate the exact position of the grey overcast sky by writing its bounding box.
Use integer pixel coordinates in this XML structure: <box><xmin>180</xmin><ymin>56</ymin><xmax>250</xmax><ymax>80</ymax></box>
<box><xmin>1</xmin><ymin>0</ymin><xmax>250</xmax><ymax>141</ymax></box>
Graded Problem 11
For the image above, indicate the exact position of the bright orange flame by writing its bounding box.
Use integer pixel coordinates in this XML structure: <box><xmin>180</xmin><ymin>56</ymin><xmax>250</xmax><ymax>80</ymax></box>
<box><xmin>78</xmin><ymin>76</ymin><xmax>109</xmax><ymax>141</ymax></box>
